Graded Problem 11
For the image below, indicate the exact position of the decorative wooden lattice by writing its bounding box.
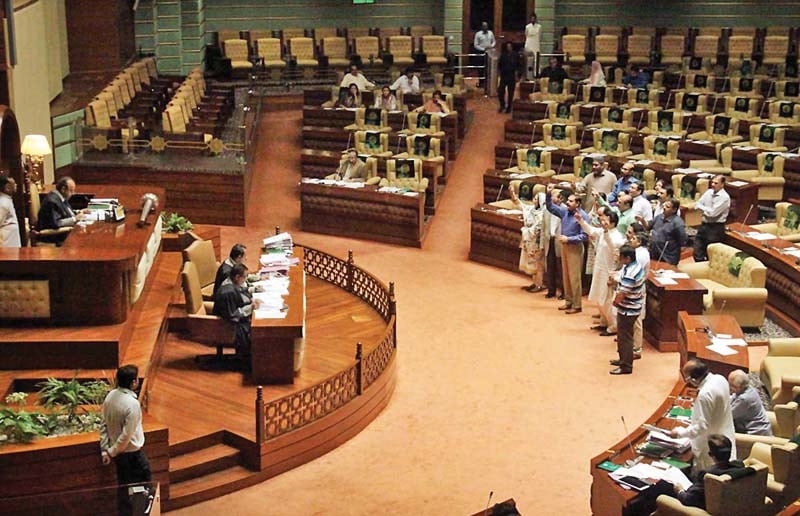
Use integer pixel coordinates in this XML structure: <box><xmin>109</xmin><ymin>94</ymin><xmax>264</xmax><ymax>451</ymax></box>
<box><xmin>364</xmin><ymin>322</ymin><xmax>396</xmax><ymax>389</ymax></box>
<box><xmin>352</xmin><ymin>267</ymin><xmax>391</xmax><ymax>321</ymax></box>
<box><xmin>302</xmin><ymin>246</ymin><xmax>349</xmax><ymax>290</ymax></box>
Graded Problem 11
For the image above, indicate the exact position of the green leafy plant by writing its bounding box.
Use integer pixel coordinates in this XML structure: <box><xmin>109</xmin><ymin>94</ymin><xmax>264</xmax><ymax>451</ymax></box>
<box><xmin>37</xmin><ymin>375</ymin><xmax>110</xmax><ymax>422</ymax></box>
<box><xmin>0</xmin><ymin>407</ymin><xmax>47</xmax><ymax>443</ymax></box>
<box><xmin>161</xmin><ymin>212</ymin><xmax>194</xmax><ymax>233</ymax></box>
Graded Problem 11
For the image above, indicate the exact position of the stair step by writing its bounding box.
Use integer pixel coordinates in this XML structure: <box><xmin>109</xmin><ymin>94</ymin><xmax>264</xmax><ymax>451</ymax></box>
<box><xmin>165</xmin><ymin>464</ymin><xmax>255</xmax><ymax>510</ymax></box>
<box><xmin>169</xmin><ymin>443</ymin><xmax>241</xmax><ymax>483</ymax></box>
<box><xmin>169</xmin><ymin>431</ymin><xmax>224</xmax><ymax>456</ymax></box>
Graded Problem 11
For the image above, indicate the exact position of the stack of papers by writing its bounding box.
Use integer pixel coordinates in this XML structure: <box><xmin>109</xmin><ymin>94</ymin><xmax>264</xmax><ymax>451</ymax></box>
<box><xmin>264</xmin><ymin>232</ymin><xmax>293</xmax><ymax>252</ymax></box>
<box><xmin>496</xmin><ymin>209</ymin><xmax>523</xmax><ymax>216</ymax></box>
<box><xmin>508</xmin><ymin>173</ymin><xmax>535</xmax><ymax>179</ymax></box>
<box><xmin>609</xmin><ymin>462</ymin><xmax>692</xmax><ymax>491</ymax></box>
<box><xmin>675</xmin><ymin>167</ymin><xmax>703</xmax><ymax>174</ymax></box>
<box><xmin>647</xmin><ymin>430</ymin><xmax>691</xmax><ymax>454</ymax></box>
<box><xmin>635</xmin><ymin>159</ymin><xmax>654</xmax><ymax>165</ymax></box>
<box><xmin>690</xmin><ymin>139</ymin><xmax>711</xmax><ymax>144</ymax></box>
<box><xmin>781</xmin><ymin>247</ymin><xmax>800</xmax><ymax>259</ymax></box>
<box><xmin>707</xmin><ymin>334</ymin><xmax>747</xmax><ymax>356</ymax></box>
<box><xmin>728</xmin><ymin>180</ymin><xmax>748</xmax><ymax>187</ymax></box>
<box><xmin>301</xmin><ymin>178</ymin><xmax>366</xmax><ymax>188</ymax></box>
<box><xmin>252</xmin><ymin>275</ymin><xmax>290</xmax><ymax>319</ymax></box>
<box><xmin>746</xmin><ymin>231</ymin><xmax>777</xmax><ymax>241</ymax></box>
<box><xmin>736</xmin><ymin>145</ymin><xmax>758</xmax><ymax>151</ymax></box>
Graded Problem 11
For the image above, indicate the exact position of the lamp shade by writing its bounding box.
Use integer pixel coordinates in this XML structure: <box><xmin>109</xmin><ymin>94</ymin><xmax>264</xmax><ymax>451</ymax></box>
<box><xmin>21</xmin><ymin>135</ymin><xmax>52</xmax><ymax>157</ymax></box>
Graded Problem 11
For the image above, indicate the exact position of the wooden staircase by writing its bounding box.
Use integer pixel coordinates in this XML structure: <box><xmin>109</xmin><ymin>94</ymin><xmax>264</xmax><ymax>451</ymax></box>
<box><xmin>164</xmin><ymin>431</ymin><xmax>260</xmax><ymax>511</ymax></box>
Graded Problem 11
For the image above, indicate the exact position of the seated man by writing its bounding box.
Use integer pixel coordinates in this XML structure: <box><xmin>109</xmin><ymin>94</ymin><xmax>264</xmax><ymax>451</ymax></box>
<box><xmin>390</xmin><ymin>68</ymin><xmax>420</xmax><ymax>95</ymax></box>
<box><xmin>333</xmin><ymin>149</ymin><xmax>368</xmax><ymax>182</ymax></box>
<box><xmin>214</xmin><ymin>243</ymin><xmax>247</xmax><ymax>296</ymax></box>
<box><xmin>417</xmin><ymin>90</ymin><xmax>451</xmax><ymax>114</ymax></box>
<box><xmin>539</xmin><ymin>56</ymin><xmax>567</xmax><ymax>82</ymax></box>
<box><xmin>36</xmin><ymin>176</ymin><xmax>88</xmax><ymax>243</ymax></box>
<box><xmin>729</xmin><ymin>369</ymin><xmax>773</xmax><ymax>436</ymax></box>
<box><xmin>671</xmin><ymin>434</ymin><xmax>745</xmax><ymax>510</ymax></box>
<box><xmin>622</xmin><ymin>66</ymin><xmax>650</xmax><ymax>89</ymax></box>
<box><xmin>213</xmin><ymin>263</ymin><xmax>258</xmax><ymax>362</ymax></box>
<box><xmin>340</xmin><ymin>64</ymin><xmax>375</xmax><ymax>92</ymax></box>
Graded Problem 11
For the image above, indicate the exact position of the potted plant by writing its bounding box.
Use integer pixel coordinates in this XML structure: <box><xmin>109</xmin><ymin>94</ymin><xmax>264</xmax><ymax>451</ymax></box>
<box><xmin>160</xmin><ymin>212</ymin><xmax>197</xmax><ymax>252</ymax></box>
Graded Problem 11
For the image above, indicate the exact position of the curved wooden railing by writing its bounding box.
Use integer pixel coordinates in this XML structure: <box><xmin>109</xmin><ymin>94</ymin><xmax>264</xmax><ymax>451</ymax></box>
<box><xmin>255</xmin><ymin>245</ymin><xmax>397</xmax><ymax>443</ymax></box>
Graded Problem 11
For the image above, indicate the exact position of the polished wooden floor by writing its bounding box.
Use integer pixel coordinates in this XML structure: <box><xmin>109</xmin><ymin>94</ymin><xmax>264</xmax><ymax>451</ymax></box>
<box><xmin>146</xmin><ymin>276</ymin><xmax>387</xmax><ymax>444</ymax></box>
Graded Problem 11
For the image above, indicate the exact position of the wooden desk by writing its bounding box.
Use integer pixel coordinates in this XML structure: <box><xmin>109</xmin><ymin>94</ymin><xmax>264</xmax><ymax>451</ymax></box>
<box><xmin>469</xmin><ymin>203</ymin><xmax>524</xmax><ymax>273</ymax></box>
<box><xmin>251</xmin><ymin>250</ymin><xmax>306</xmax><ymax>384</ymax></box>
<box><xmin>644</xmin><ymin>261</ymin><xmax>708</xmax><ymax>352</ymax></box>
<box><xmin>300</xmin><ymin>182</ymin><xmax>426</xmax><ymax>247</ymax></box>
<box><xmin>677</xmin><ymin>311</ymin><xmax>749</xmax><ymax>377</ymax></box>
<box><xmin>723</xmin><ymin>223</ymin><xmax>800</xmax><ymax>333</ymax></box>
<box><xmin>590</xmin><ymin>381</ymin><xmax>694</xmax><ymax>516</ymax></box>
<box><xmin>299</xmin><ymin>148</ymin><xmax>442</xmax><ymax>214</ymax></box>
<box><xmin>0</xmin><ymin>185</ymin><xmax>165</xmax><ymax>326</ymax></box>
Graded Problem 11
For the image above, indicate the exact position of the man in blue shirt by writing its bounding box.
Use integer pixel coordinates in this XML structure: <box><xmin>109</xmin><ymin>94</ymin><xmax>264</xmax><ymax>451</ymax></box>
<box><xmin>622</xmin><ymin>66</ymin><xmax>650</xmax><ymax>89</ymax></box>
<box><xmin>546</xmin><ymin>184</ymin><xmax>588</xmax><ymax>314</ymax></box>
<box><xmin>607</xmin><ymin>161</ymin><xmax>637</xmax><ymax>204</ymax></box>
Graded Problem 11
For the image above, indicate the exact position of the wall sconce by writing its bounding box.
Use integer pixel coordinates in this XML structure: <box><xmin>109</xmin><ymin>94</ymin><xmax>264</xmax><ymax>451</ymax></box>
<box><xmin>21</xmin><ymin>134</ymin><xmax>52</xmax><ymax>188</ymax></box>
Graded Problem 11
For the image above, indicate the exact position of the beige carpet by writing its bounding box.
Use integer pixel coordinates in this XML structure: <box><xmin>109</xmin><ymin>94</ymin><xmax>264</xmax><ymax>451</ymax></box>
<box><xmin>173</xmin><ymin>96</ymin><xmax>766</xmax><ymax>515</ymax></box>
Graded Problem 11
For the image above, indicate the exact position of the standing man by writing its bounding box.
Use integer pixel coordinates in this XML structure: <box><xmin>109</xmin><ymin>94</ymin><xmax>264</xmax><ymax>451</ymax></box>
<box><xmin>497</xmin><ymin>42</ymin><xmax>519</xmax><ymax>113</ymax></box>
<box><xmin>728</xmin><ymin>369</ymin><xmax>772</xmax><ymax>436</ymax></box>
<box><xmin>546</xmin><ymin>184</ymin><xmax>588</xmax><ymax>314</ymax></box>
<box><xmin>671</xmin><ymin>359</ymin><xmax>737</xmax><ymax>472</ymax></box>
<box><xmin>0</xmin><ymin>176</ymin><xmax>20</xmax><ymax>248</ymax></box>
<box><xmin>474</xmin><ymin>21</ymin><xmax>495</xmax><ymax>87</ymax></box>
<box><xmin>100</xmin><ymin>364</ymin><xmax>151</xmax><ymax>515</ymax></box>
<box><xmin>580</xmin><ymin>156</ymin><xmax>617</xmax><ymax>211</ymax></box>
<box><xmin>524</xmin><ymin>13</ymin><xmax>541</xmax><ymax>57</ymax></box>
<box><xmin>214</xmin><ymin>243</ymin><xmax>248</xmax><ymax>296</ymax></box>
<box><xmin>610</xmin><ymin>245</ymin><xmax>645</xmax><ymax>374</ymax></box>
<box><xmin>542</xmin><ymin>190</ymin><xmax>565</xmax><ymax>299</ymax></box>
<box><xmin>629</xmin><ymin>182</ymin><xmax>653</xmax><ymax>224</ymax></box>
<box><xmin>693</xmin><ymin>175</ymin><xmax>730</xmax><ymax>262</ymax></box>
<box><xmin>608</xmin><ymin>162</ymin><xmax>637</xmax><ymax>203</ymax></box>
<box><xmin>340</xmin><ymin>64</ymin><xmax>375</xmax><ymax>92</ymax></box>
<box><xmin>647</xmin><ymin>198</ymin><xmax>687</xmax><ymax>265</ymax></box>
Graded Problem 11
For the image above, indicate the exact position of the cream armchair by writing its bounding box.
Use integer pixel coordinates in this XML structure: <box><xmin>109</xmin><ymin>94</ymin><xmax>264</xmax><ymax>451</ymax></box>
<box><xmin>404</xmin><ymin>112</ymin><xmax>446</xmax><ymax>138</ymax></box>
<box><xmin>321</xmin><ymin>37</ymin><xmax>350</xmax><ymax>67</ymax></box>
<box><xmin>731</xmin><ymin>153</ymin><xmax>786</xmax><ymax>201</ymax></box>
<box><xmin>529</xmin><ymin>78</ymin><xmax>576</xmax><ymax>103</ymax></box>
<box><xmin>288</xmin><ymin>37</ymin><xmax>318</xmax><ymax>66</ymax></box>
<box><xmin>769</xmin><ymin>101</ymin><xmax>800</xmax><ymax>128</ymax></box>
<box><xmin>631</xmin><ymin>135</ymin><xmax>682</xmax><ymax>167</ymax></box>
<box><xmin>344</xmin><ymin>107</ymin><xmax>391</xmax><ymax>132</ymax></box>
<box><xmin>678</xmin><ymin>242</ymin><xmax>768</xmax><ymax>328</ymax></box>
<box><xmin>682</xmin><ymin>73</ymin><xmax>716</xmax><ymax>94</ymax></box>
<box><xmin>640</xmin><ymin>110</ymin><xmax>687</xmax><ymax>137</ymax></box>
<box><xmin>561</xmin><ymin>34</ymin><xmax>586</xmax><ymax>65</ymax></box>
<box><xmin>421</xmin><ymin>35</ymin><xmax>448</xmax><ymax>65</ymax></box>
<box><xmin>751</xmin><ymin>202</ymin><xmax>800</xmax><ymax>242</ymax></box>
<box><xmin>671</xmin><ymin>173</ymin><xmax>709</xmax><ymax>226</ymax></box>
<box><xmin>652</xmin><ymin>461</ymin><xmax>772</xmax><ymax>516</ymax></box>
<box><xmin>490</xmin><ymin>180</ymin><xmax>545</xmax><ymax>209</ymax></box>
<box><xmin>354</xmin><ymin>130</ymin><xmax>393</xmax><ymax>157</ymax></box>
<box><xmin>688</xmin><ymin>114</ymin><xmax>743</xmax><ymax>144</ymax></box>
<box><xmin>388</xmin><ymin>35</ymin><xmax>414</xmax><ymax>66</ymax></box>
<box><xmin>223</xmin><ymin>39</ymin><xmax>252</xmax><ymax>71</ymax></box>
<box><xmin>693</xmin><ymin>35</ymin><xmax>720</xmax><ymax>66</ymax></box>
<box><xmin>737</xmin><ymin>124</ymin><xmax>788</xmax><ymax>152</ymax></box>
<box><xmin>730</xmin><ymin>77</ymin><xmax>762</xmax><ymax>98</ymax></box>
<box><xmin>552</xmin><ymin>154</ymin><xmax>594</xmax><ymax>182</ymax></box>
<box><xmin>746</xmin><ymin>440</ymin><xmax>800</xmax><ymax>508</ymax></box>
<box><xmin>394</xmin><ymin>134</ymin><xmax>445</xmax><ymax>180</ymax></box>
<box><xmin>676</xmin><ymin>92</ymin><xmax>709</xmax><ymax>114</ymax></box>
<box><xmin>354</xmin><ymin>36</ymin><xmax>382</xmax><ymax>65</ymax></box>
<box><xmin>379</xmin><ymin>158</ymin><xmax>428</xmax><ymax>193</ymax></box>
<box><xmin>660</xmin><ymin>35</ymin><xmax>685</xmax><ymax>66</ymax></box>
<box><xmin>325</xmin><ymin>156</ymin><xmax>380</xmax><ymax>184</ymax></box>
<box><xmin>760</xmin><ymin>338</ymin><xmax>800</xmax><ymax>405</ymax></box>
<box><xmin>256</xmin><ymin>38</ymin><xmax>287</xmax><ymax>69</ymax></box>
<box><xmin>594</xmin><ymin>34</ymin><xmax>619</xmax><ymax>65</ymax></box>
<box><xmin>182</xmin><ymin>239</ymin><xmax>219</xmax><ymax>301</ymax></box>
<box><xmin>581</xmin><ymin>128</ymin><xmax>632</xmax><ymax>157</ymax></box>
<box><xmin>626</xmin><ymin>87</ymin><xmax>662</xmax><ymax>110</ymax></box>
<box><xmin>582</xmin><ymin>85</ymin><xmax>614</xmax><ymax>105</ymax></box>
<box><xmin>776</xmin><ymin>81</ymin><xmax>800</xmax><ymax>101</ymax></box>
<box><xmin>626</xmin><ymin>35</ymin><xmax>652</xmax><ymax>66</ymax></box>
<box><xmin>534</xmin><ymin>102</ymin><xmax>583</xmax><ymax>128</ymax></box>
<box><xmin>433</xmin><ymin>72</ymin><xmax>465</xmax><ymax>94</ymax></box>
<box><xmin>503</xmin><ymin>147</ymin><xmax>555</xmax><ymax>178</ymax></box>
<box><xmin>725</xmin><ymin>96</ymin><xmax>762</xmax><ymax>121</ymax></box>
<box><xmin>586</xmin><ymin>106</ymin><xmax>638</xmax><ymax>133</ymax></box>
<box><xmin>533</xmin><ymin>123</ymin><xmax>581</xmax><ymax>150</ymax></box>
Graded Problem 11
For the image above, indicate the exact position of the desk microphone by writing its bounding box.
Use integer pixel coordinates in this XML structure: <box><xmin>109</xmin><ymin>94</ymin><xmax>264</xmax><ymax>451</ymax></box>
<box><xmin>636</xmin><ymin>109</ymin><xmax>647</xmax><ymax>131</ymax></box>
<box><xmin>483</xmin><ymin>491</ymin><xmax>494</xmax><ymax>516</ymax></box>
<box><xmin>509</xmin><ymin>146</ymin><xmax>517</xmax><ymax>170</ymax></box>
<box><xmin>496</xmin><ymin>183</ymin><xmax>505</xmax><ymax>202</ymax></box>
<box><xmin>529</xmin><ymin>122</ymin><xmax>538</xmax><ymax>146</ymax></box>
<box><xmin>346</xmin><ymin>131</ymin><xmax>353</xmax><ymax>151</ymax></box>
<box><xmin>621</xmin><ymin>416</ymin><xmax>642</xmax><ymax>468</ymax></box>
<box><xmin>741</xmin><ymin>203</ymin><xmax>755</xmax><ymax>227</ymax></box>
<box><xmin>557</xmin><ymin>156</ymin><xmax>565</xmax><ymax>175</ymax></box>
<box><xmin>655</xmin><ymin>239</ymin><xmax>670</xmax><ymax>268</ymax></box>
<box><xmin>137</xmin><ymin>192</ymin><xmax>159</xmax><ymax>227</ymax></box>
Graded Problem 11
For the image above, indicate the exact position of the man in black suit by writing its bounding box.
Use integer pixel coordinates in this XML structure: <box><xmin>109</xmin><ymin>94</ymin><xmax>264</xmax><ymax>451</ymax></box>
<box><xmin>672</xmin><ymin>434</ymin><xmax>746</xmax><ymax>509</ymax></box>
<box><xmin>37</xmin><ymin>176</ymin><xmax>86</xmax><ymax>231</ymax></box>
<box><xmin>213</xmin><ymin>263</ymin><xmax>259</xmax><ymax>362</ymax></box>
<box><xmin>213</xmin><ymin>243</ymin><xmax>247</xmax><ymax>296</ymax></box>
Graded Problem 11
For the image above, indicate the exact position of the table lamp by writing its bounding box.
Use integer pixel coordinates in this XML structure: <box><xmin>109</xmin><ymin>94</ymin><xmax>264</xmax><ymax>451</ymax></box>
<box><xmin>21</xmin><ymin>134</ymin><xmax>52</xmax><ymax>188</ymax></box>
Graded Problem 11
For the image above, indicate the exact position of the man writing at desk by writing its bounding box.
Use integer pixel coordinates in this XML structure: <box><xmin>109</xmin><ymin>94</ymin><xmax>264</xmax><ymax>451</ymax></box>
<box><xmin>214</xmin><ymin>263</ymin><xmax>260</xmax><ymax>367</ymax></box>
<box><xmin>333</xmin><ymin>149</ymin><xmax>368</xmax><ymax>182</ymax></box>
<box><xmin>37</xmin><ymin>176</ymin><xmax>89</xmax><ymax>243</ymax></box>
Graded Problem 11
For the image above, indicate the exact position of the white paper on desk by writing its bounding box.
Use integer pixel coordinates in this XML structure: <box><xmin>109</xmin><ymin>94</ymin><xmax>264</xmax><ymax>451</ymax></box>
<box><xmin>728</xmin><ymin>180</ymin><xmax>748</xmax><ymax>187</ymax></box>
<box><xmin>635</xmin><ymin>159</ymin><xmax>653</xmax><ymax>165</ymax></box>
<box><xmin>746</xmin><ymin>231</ymin><xmax>777</xmax><ymax>241</ymax></box>
<box><xmin>736</xmin><ymin>145</ymin><xmax>758</xmax><ymax>151</ymax></box>
<box><xmin>675</xmin><ymin>168</ymin><xmax>703</xmax><ymax>174</ymax></box>
<box><xmin>510</xmin><ymin>173</ymin><xmax>535</xmax><ymax>179</ymax></box>
<box><xmin>653</xmin><ymin>277</ymin><xmax>677</xmax><ymax>286</ymax></box>
<box><xmin>785</xmin><ymin>249</ymin><xmax>800</xmax><ymax>258</ymax></box>
<box><xmin>707</xmin><ymin>342</ymin><xmax>738</xmax><ymax>356</ymax></box>
<box><xmin>402</xmin><ymin>192</ymin><xmax>420</xmax><ymax>197</ymax></box>
<box><xmin>496</xmin><ymin>209</ymin><xmax>523</xmax><ymax>216</ymax></box>
<box><xmin>660</xmin><ymin>466</ymin><xmax>693</xmax><ymax>490</ymax></box>
<box><xmin>658</xmin><ymin>270</ymin><xmax>689</xmax><ymax>279</ymax></box>
<box><xmin>713</xmin><ymin>336</ymin><xmax>747</xmax><ymax>347</ymax></box>
<box><xmin>254</xmin><ymin>309</ymin><xmax>289</xmax><ymax>319</ymax></box>
<box><xmin>691</xmin><ymin>139</ymin><xmax>711</xmax><ymax>144</ymax></box>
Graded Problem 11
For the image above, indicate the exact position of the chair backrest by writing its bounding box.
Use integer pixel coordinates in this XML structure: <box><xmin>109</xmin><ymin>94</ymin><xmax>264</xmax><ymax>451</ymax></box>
<box><xmin>725</xmin><ymin>96</ymin><xmax>759</xmax><ymax>119</ymax></box>
<box><xmin>182</xmin><ymin>239</ymin><xmax>219</xmax><ymax>289</ymax></box>
<box><xmin>422</xmin><ymin>35</ymin><xmax>446</xmax><ymax>57</ymax></box>
<box><xmin>355</xmin><ymin>107</ymin><xmax>388</xmax><ymax>129</ymax></box>
<box><xmin>549</xmin><ymin>102</ymin><xmax>580</xmax><ymax>123</ymax></box>
<box><xmin>627</xmin><ymin>35</ymin><xmax>652</xmax><ymax>57</ymax></box>
<box><xmin>113</xmin><ymin>74</ymin><xmax>134</xmax><ymax>105</ymax></box>
<box><xmin>257</xmin><ymin>38</ymin><xmax>283</xmax><ymax>60</ymax></box>
<box><xmin>87</xmin><ymin>99</ymin><xmax>112</xmax><ymax>129</ymax></box>
<box><xmin>322</xmin><ymin>37</ymin><xmax>347</xmax><ymax>59</ymax></box>
<box><xmin>515</xmin><ymin>148</ymin><xmax>552</xmax><ymax>173</ymax></box>
<box><xmin>672</xmin><ymin>173</ymin><xmax>708</xmax><ymax>203</ymax></box>
<box><xmin>627</xmin><ymin>87</ymin><xmax>660</xmax><ymax>109</ymax></box>
<box><xmin>707</xmin><ymin>242</ymin><xmax>767</xmax><ymax>288</ymax></box>
<box><xmin>594</xmin><ymin>35</ymin><xmax>619</xmax><ymax>62</ymax></box>
<box><xmin>433</xmin><ymin>72</ymin><xmax>464</xmax><ymax>92</ymax></box>
<box><xmin>773</xmin><ymin>400</ymin><xmax>800</xmax><ymax>438</ymax></box>
<box><xmin>355</xmin><ymin>130</ymin><xmax>389</xmax><ymax>154</ymax></box>
<box><xmin>537</xmin><ymin>78</ymin><xmax>574</xmax><ymax>101</ymax></box>
<box><xmin>181</xmin><ymin>261</ymin><xmax>207</xmax><ymax>316</ymax></box>
<box><xmin>764</xmin><ymin>36</ymin><xmax>790</xmax><ymax>59</ymax></box>
<box><xmin>646</xmin><ymin>135</ymin><xmax>681</xmax><ymax>161</ymax></box>
<box><xmin>223</xmin><ymin>39</ymin><xmax>249</xmax><ymax>61</ymax></box>
<box><xmin>686</xmin><ymin>72</ymin><xmax>715</xmax><ymax>92</ymax></box>
<box><xmin>660</xmin><ymin>35</ymin><xmax>685</xmax><ymax>57</ymax></box>
<box><xmin>593</xmin><ymin>128</ymin><xmax>630</xmax><ymax>153</ymax></box>
<box><xmin>705</xmin><ymin>461</ymin><xmax>769</xmax><ymax>515</ymax></box>
<box><xmin>133</xmin><ymin>61</ymin><xmax>150</xmax><ymax>86</ymax></box>
<box><xmin>750</xmin><ymin>123</ymin><xmax>786</xmax><ymax>148</ymax></box>
<box><xmin>355</xmin><ymin>36</ymin><xmax>379</xmax><ymax>57</ymax></box>
<box><xmin>125</xmin><ymin>66</ymin><xmax>142</xmax><ymax>93</ymax></box>
<box><xmin>143</xmin><ymin>57</ymin><xmax>158</xmax><ymax>78</ymax></box>
<box><xmin>598</xmin><ymin>26</ymin><xmax>623</xmax><ymax>36</ymax></box>
<box><xmin>728</xmin><ymin>35</ymin><xmax>754</xmax><ymax>59</ymax></box>
<box><xmin>389</xmin><ymin>35</ymin><xmax>412</xmax><ymax>58</ymax></box>
<box><xmin>648</xmin><ymin>110</ymin><xmax>684</xmax><ymax>135</ymax></box>
<box><xmin>408</xmin><ymin>111</ymin><xmax>442</xmax><ymax>134</ymax></box>
<box><xmin>561</xmin><ymin>34</ymin><xmax>586</xmax><ymax>58</ymax></box>
<box><xmin>600</xmin><ymin>106</ymin><xmax>634</xmax><ymax>129</ymax></box>
<box><xmin>95</xmin><ymin>91</ymin><xmax>118</xmax><ymax>120</ymax></box>
<box><xmin>387</xmin><ymin>158</ymin><xmax>423</xmax><ymax>187</ymax></box>
<box><xmin>696</xmin><ymin>26</ymin><xmax>722</xmax><ymax>37</ymax></box>
<box><xmin>163</xmin><ymin>104</ymin><xmax>187</xmax><ymax>134</ymax></box>
<box><xmin>676</xmin><ymin>91</ymin><xmax>707</xmax><ymax>113</ymax></box>
<box><xmin>694</xmin><ymin>35</ymin><xmax>720</xmax><ymax>60</ymax></box>
<box><xmin>28</xmin><ymin>181</ymin><xmax>41</xmax><ymax>229</ymax></box>
<box><xmin>405</xmin><ymin>134</ymin><xmax>440</xmax><ymax>158</ymax></box>
<box><xmin>631</xmin><ymin>27</ymin><xmax>656</xmax><ymax>36</ymax></box>
<box><xmin>776</xmin><ymin>201</ymin><xmax>800</xmax><ymax>237</ymax></box>
<box><xmin>289</xmin><ymin>37</ymin><xmax>315</xmax><ymax>59</ymax></box>
<box><xmin>583</xmin><ymin>85</ymin><xmax>613</xmax><ymax>104</ymax></box>
<box><xmin>705</xmin><ymin>114</ymin><xmax>739</xmax><ymax>140</ymax></box>
<box><xmin>770</xmin><ymin>101</ymin><xmax>800</xmax><ymax>123</ymax></box>
<box><xmin>777</xmin><ymin>81</ymin><xmax>800</xmax><ymax>100</ymax></box>
<box><xmin>730</xmin><ymin>76</ymin><xmax>760</xmax><ymax>96</ymax></box>
<box><xmin>543</xmin><ymin>123</ymin><xmax>577</xmax><ymax>147</ymax></box>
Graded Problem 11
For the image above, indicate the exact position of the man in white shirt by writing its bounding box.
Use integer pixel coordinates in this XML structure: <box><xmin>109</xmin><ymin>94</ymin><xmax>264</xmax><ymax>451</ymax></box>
<box><xmin>0</xmin><ymin>176</ymin><xmax>20</xmax><ymax>248</ymax></box>
<box><xmin>524</xmin><ymin>13</ymin><xmax>541</xmax><ymax>55</ymax></box>
<box><xmin>473</xmin><ymin>22</ymin><xmax>496</xmax><ymax>53</ymax></box>
<box><xmin>390</xmin><ymin>68</ymin><xmax>420</xmax><ymax>94</ymax></box>
<box><xmin>671</xmin><ymin>359</ymin><xmax>737</xmax><ymax>472</ymax></box>
<box><xmin>340</xmin><ymin>64</ymin><xmax>375</xmax><ymax>92</ymax></box>
<box><xmin>693</xmin><ymin>175</ymin><xmax>730</xmax><ymax>262</ymax></box>
<box><xmin>629</xmin><ymin>182</ymin><xmax>653</xmax><ymax>224</ymax></box>
<box><xmin>101</xmin><ymin>364</ymin><xmax>151</xmax><ymax>514</ymax></box>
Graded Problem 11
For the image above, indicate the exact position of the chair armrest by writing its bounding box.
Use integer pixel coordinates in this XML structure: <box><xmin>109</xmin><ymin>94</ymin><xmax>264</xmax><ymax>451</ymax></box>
<box><xmin>751</xmin><ymin>222</ymin><xmax>778</xmax><ymax>234</ymax></box>
<box><xmin>769</xmin><ymin>338</ymin><xmax>800</xmax><ymax>357</ymax></box>
<box><xmin>711</xmin><ymin>288</ymin><xmax>768</xmax><ymax>302</ymax></box>
<box><xmin>753</xmin><ymin>177</ymin><xmax>785</xmax><ymax>185</ymax></box>
<box><xmin>738</xmin><ymin>434</ymin><xmax>789</xmax><ymax>461</ymax></box>
<box><xmin>775</xmin><ymin>376</ymin><xmax>800</xmax><ymax>405</ymax></box>
<box><xmin>730</xmin><ymin>169</ymin><xmax>759</xmax><ymax>180</ymax></box>
<box><xmin>186</xmin><ymin>314</ymin><xmax>235</xmax><ymax>343</ymax></box>
<box><xmin>653</xmin><ymin>494</ymin><xmax>710</xmax><ymax>516</ymax></box>
<box><xmin>678</xmin><ymin>261</ymin><xmax>711</xmax><ymax>279</ymax></box>
<box><xmin>783</xmin><ymin>233</ymin><xmax>800</xmax><ymax>243</ymax></box>
<box><xmin>366</xmin><ymin>177</ymin><xmax>381</xmax><ymax>185</ymax></box>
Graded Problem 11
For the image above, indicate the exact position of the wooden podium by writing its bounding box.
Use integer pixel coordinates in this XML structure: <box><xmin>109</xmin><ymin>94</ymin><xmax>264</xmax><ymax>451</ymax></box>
<box><xmin>644</xmin><ymin>262</ymin><xmax>708</xmax><ymax>352</ymax></box>
<box><xmin>677</xmin><ymin>311</ymin><xmax>749</xmax><ymax>377</ymax></box>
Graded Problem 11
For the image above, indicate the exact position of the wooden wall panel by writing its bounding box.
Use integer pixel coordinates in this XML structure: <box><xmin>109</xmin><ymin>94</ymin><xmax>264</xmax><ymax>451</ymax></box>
<box><xmin>66</xmin><ymin>0</ymin><xmax>136</xmax><ymax>72</ymax></box>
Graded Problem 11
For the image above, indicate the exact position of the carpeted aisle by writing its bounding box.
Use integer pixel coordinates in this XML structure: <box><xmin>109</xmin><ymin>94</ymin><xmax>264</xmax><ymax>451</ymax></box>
<box><xmin>174</xmin><ymin>97</ymin><xmax>764</xmax><ymax>515</ymax></box>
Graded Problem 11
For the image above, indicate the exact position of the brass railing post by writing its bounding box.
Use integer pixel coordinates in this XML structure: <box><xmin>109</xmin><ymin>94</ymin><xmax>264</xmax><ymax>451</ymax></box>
<box><xmin>255</xmin><ymin>386</ymin><xmax>264</xmax><ymax>444</ymax></box>
<box><xmin>389</xmin><ymin>282</ymin><xmax>397</xmax><ymax>347</ymax></box>
<box><xmin>355</xmin><ymin>342</ymin><xmax>363</xmax><ymax>395</ymax></box>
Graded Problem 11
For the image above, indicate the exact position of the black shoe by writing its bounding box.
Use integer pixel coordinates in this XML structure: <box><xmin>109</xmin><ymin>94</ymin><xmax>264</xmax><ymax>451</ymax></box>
<box><xmin>591</xmin><ymin>325</ymin><xmax>607</xmax><ymax>331</ymax></box>
<box><xmin>505</xmin><ymin>108</ymin><xmax>511</xmax><ymax>113</ymax></box>
<box><xmin>498</xmin><ymin>106</ymin><xmax>505</xmax><ymax>113</ymax></box>
<box><xmin>609</xmin><ymin>359</ymin><xmax>622</xmax><ymax>366</ymax></box>
<box><xmin>557</xmin><ymin>294</ymin><xmax>564</xmax><ymax>300</ymax></box>
<box><xmin>610</xmin><ymin>367</ymin><xmax>633</xmax><ymax>375</ymax></box>
<box><xmin>545</xmin><ymin>292</ymin><xmax>556</xmax><ymax>298</ymax></box>
<box><xmin>599</xmin><ymin>330</ymin><xmax>617</xmax><ymax>337</ymax></box>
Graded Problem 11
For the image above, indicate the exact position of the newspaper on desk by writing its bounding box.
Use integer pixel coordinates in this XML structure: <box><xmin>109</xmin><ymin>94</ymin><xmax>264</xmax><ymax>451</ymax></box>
<box><xmin>609</xmin><ymin>461</ymin><xmax>692</xmax><ymax>491</ymax></box>
<box><xmin>252</xmin><ymin>276</ymin><xmax>290</xmax><ymax>319</ymax></box>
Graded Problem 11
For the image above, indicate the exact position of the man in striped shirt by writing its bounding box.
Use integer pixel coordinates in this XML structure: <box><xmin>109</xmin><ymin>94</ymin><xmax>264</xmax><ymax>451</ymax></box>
<box><xmin>610</xmin><ymin>245</ymin><xmax>645</xmax><ymax>375</ymax></box>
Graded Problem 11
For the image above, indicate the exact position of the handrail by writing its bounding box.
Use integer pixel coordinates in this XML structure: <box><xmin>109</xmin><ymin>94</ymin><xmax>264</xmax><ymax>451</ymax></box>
<box><xmin>255</xmin><ymin>244</ymin><xmax>397</xmax><ymax>443</ymax></box>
